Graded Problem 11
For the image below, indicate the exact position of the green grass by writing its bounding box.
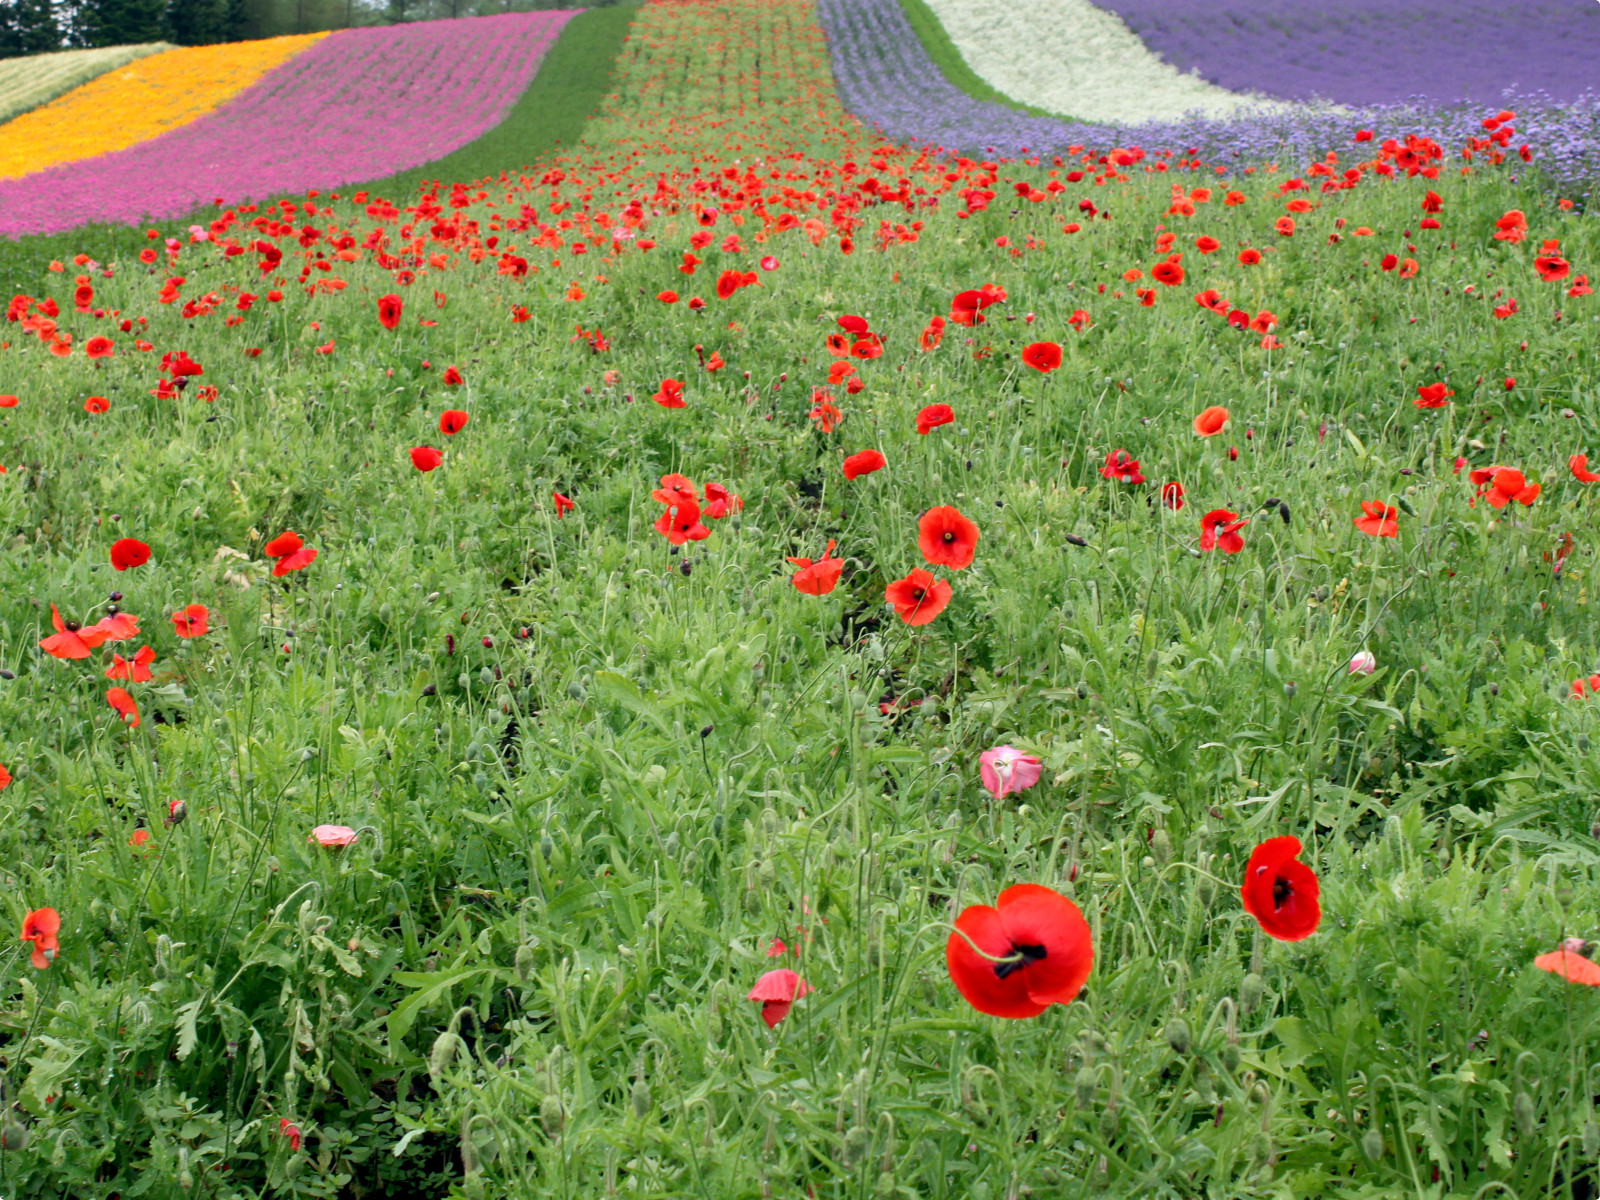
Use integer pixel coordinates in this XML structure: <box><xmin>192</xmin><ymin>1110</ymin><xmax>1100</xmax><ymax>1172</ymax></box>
<box><xmin>895</xmin><ymin>0</ymin><xmax>1064</xmax><ymax>120</ymax></box>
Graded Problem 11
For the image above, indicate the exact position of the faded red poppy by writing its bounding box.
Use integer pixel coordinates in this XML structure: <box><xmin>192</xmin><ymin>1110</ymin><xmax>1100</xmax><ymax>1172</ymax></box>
<box><xmin>84</xmin><ymin>395</ymin><xmax>109</xmax><ymax>413</ymax></box>
<box><xmin>1241</xmin><ymin>836</ymin><xmax>1321</xmax><ymax>941</ymax></box>
<box><xmin>1354</xmin><ymin>501</ymin><xmax>1399</xmax><ymax>538</ymax></box>
<box><xmin>916</xmin><ymin>404</ymin><xmax>954</xmax><ymax>435</ymax></box>
<box><xmin>110</xmin><ymin>538</ymin><xmax>151</xmax><ymax>571</ymax></box>
<box><xmin>171</xmin><ymin>604</ymin><xmax>209</xmax><ymax>637</ymax></box>
<box><xmin>748</xmin><ymin>968</ymin><xmax>812</xmax><ymax>1027</ymax></box>
<box><xmin>1199</xmin><ymin>508</ymin><xmax>1249</xmax><ymax>554</ymax></box>
<box><xmin>947</xmin><ymin>884</ymin><xmax>1092</xmax><ymax>1019</ymax></box>
<box><xmin>1100</xmin><ymin>450</ymin><xmax>1144</xmax><ymax>485</ymax></box>
<box><xmin>1160</xmin><ymin>481</ymin><xmax>1186</xmax><ymax>510</ymax></box>
<box><xmin>918</xmin><ymin>506</ymin><xmax>979</xmax><ymax>570</ymax></box>
<box><xmin>788</xmin><ymin>540</ymin><xmax>844</xmax><ymax>595</ymax></box>
<box><xmin>107</xmin><ymin>686</ymin><xmax>141</xmax><ymax>728</ymax></box>
<box><xmin>653</xmin><ymin>379</ymin><xmax>686</xmax><ymax>409</ymax></box>
<box><xmin>85</xmin><ymin>336</ymin><xmax>114</xmax><ymax>359</ymax></box>
<box><xmin>106</xmin><ymin>645</ymin><xmax>156</xmax><ymax>682</ymax></box>
<box><xmin>1570</xmin><ymin>455</ymin><xmax>1600</xmax><ymax>483</ymax></box>
<box><xmin>843</xmin><ymin>449</ymin><xmax>886</xmax><ymax>480</ymax></box>
<box><xmin>439</xmin><ymin>409</ymin><xmax>469</xmax><ymax>435</ymax></box>
<box><xmin>553</xmin><ymin>492</ymin><xmax>575</xmax><ymax>517</ymax></box>
<box><xmin>1534</xmin><ymin>944</ymin><xmax>1600</xmax><ymax>986</ymax></box>
<box><xmin>1415</xmin><ymin>383</ymin><xmax>1454</xmax><ymax>408</ymax></box>
<box><xmin>377</xmin><ymin>294</ymin><xmax>403</xmax><ymax>329</ymax></box>
<box><xmin>264</xmin><ymin>531</ymin><xmax>318</xmax><ymax>575</ymax></box>
<box><xmin>885</xmin><ymin>569</ymin><xmax>952</xmax><ymax>626</ymax></box>
<box><xmin>411</xmin><ymin>446</ymin><xmax>443</xmax><ymax>472</ymax></box>
<box><xmin>441</xmin><ymin>366</ymin><xmax>464</xmax><ymax>386</ymax></box>
<box><xmin>21</xmin><ymin>907</ymin><xmax>60</xmax><ymax>970</ymax></box>
<box><xmin>1193</xmin><ymin>406</ymin><xmax>1229</xmax><ymax>437</ymax></box>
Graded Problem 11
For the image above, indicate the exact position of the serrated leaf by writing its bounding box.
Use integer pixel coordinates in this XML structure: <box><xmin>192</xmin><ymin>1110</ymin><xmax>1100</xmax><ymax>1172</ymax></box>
<box><xmin>175</xmin><ymin>997</ymin><xmax>204</xmax><ymax>1060</ymax></box>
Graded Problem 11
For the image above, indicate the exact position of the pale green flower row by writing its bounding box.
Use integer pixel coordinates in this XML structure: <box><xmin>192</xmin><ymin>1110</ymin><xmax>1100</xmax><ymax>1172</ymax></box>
<box><xmin>0</xmin><ymin>42</ymin><xmax>173</xmax><ymax>125</ymax></box>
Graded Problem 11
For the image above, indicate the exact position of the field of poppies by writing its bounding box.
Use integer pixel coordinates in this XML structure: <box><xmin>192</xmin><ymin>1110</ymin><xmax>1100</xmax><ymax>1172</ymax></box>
<box><xmin>1</xmin><ymin>0</ymin><xmax>1599</xmax><ymax>1196</ymax></box>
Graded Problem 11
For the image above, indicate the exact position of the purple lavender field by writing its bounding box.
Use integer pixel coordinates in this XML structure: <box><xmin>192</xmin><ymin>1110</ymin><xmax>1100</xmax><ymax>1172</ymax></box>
<box><xmin>816</xmin><ymin>0</ymin><xmax>1600</xmax><ymax>187</ymax></box>
<box><xmin>0</xmin><ymin>11</ymin><xmax>574</xmax><ymax>237</ymax></box>
<box><xmin>1105</xmin><ymin>0</ymin><xmax>1600</xmax><ymax>107</ymax></box>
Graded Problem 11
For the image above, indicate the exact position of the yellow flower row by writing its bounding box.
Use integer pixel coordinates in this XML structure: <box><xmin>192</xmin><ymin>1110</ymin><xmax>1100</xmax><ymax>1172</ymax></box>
<box><xmin>0</xmin><ymin>43</ymin><xmax>173</xmax><ymax>126</ymax></box>
<box><xmin>0</xmin><ymin>33</ymin><xmax>327</xmax><ymax>182</ymax></box>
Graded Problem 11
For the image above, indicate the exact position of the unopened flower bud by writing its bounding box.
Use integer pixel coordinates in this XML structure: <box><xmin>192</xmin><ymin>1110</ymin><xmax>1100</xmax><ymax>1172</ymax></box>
<box><xmin>540</xmin><ymin>1095</ymin><xmax>565</xmax><ymax>1138</ymax></box>
<box><xmin>1220</xmin><ymin>1043</ymin><xmax>1241</xmax><ymax>1074</ymax></box>
<box><xmin>1165</xmin><ymin>1018</ymin><xmax>1191</xmax><ymax>1055</ymax></box>
<box><xmin>631</xmin><ymin>1079</ymin><xmax>652</xmax><ymax>1119</ymax></box>
<box><xmin>1515</xmin><ymin>1091</ymin><xmax>1537</xmax><ymax>1137</ymax></box>
<box><xmin>1283</xmin><ymin>680</ymin><xmax>1297</xmax><ymax>697</ymax></box>
<box><xmin>1</xmin><ymin>1123</ymin><xmax>27</xmax><ymax>1152</ymax></box>
<box><xmin>1584</xmin><ymin>1118</ymin><xmax>1599</xmax><ymax>1158</ymax></box>
<box><xmin>515</xmin><ymin>942</ymin><xmax>537</xmax><ymax>982</ymax></box>
<box><xmin>1074</xmin><ymin>1066</ymin><xmax>1096</xmax><ymax>1109</ymax></box>
<box><xmin>1362</xmin><ymin>1128</ymin><xmax>1384</xmax><ymax>1160</ymax></box>
<box><xmin>1150</xmin><ymin>829</ymin><xmax>1172</xmax><ymax>865</ymax></box>
<box><xmin>1239</xmin><ymin>972</ymin><xmax>1265</xmax><ymax>1013</ymax></box>
<box><xmin>842</xmin><ymin>1125</ymin><xmax>870</xmax><ymax>1169</ymax></box>
<box><xmin>428</xmin><ymin>1029</ymin><xmax>462</xmax><ymax>1086</ymax></box>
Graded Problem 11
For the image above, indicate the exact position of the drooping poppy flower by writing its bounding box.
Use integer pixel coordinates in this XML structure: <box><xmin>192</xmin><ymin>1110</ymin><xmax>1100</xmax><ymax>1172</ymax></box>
<box><xmin>411</xmin><ymin>446</ymin><xmax>443</xmax><ymax>472</ymax></box>
<box><xmin>916</xmin><ymin>404</ymin><xmax>954</xmax><ymax>435</ymax></box>
<box><xmin>1570</xmin><ymin>455</ymin><xmax>1600</xmax><ymax>483</ymax></box>
<box><xmin>107</xmin><ymin>686</ymin><xmax>141</xmax><ymax>728</ymax></box>
<box><xmin>1415</xmin><ymin>383</ymin><xmax>1454</xmax><ymax>408</ymax></box>
<box><xmin>377</xmin><ymin>294</ymin><xmax>403</xmax><ymax>329</ymax></box>
<box><xmin>653</xmin><ymin>379</ymin><xmax>686</xmax><ymax>409</ymax></box>
<box><xmin>748</xmin><ymin>968</ymin><xmax>812</xmax><ymax>1027</ymax></box>
<box><xmin>947</xmin><ymin>884</ymin><xmax>1092</xmax><ymax>1019</ymax></box>
<box><xmin>21</xmin><ymin>907</ymin><xmax>60</xmax><ymax>970</ymax></box>
<box><xmin>1534</xmin><ymin>941</ymin><xmax>1600</xmax><ymax>986</ymax></box>
<box><xmin>979</xmin><ymin>746</ymin><xmax>1043</xmax><ymax>800</ymax></box>
<box><xmin>1022</xmin><ymin>342</ymin><xmax>1063</xmax><ymax>373</ymax></box>
<box><xmin>885</xmin><ymin>569</ymin><xmax>952</xmax><ymax>626</ymax></box>
<box><xmin>84</xmin><ymin>395</ymin><xmax>109</xmax><ymax>413</ymax></box>
<box><xmin>310</xmin><ymin>824</ymin><xmax>358</xmax><ymax>847</ymax></box>
<box><xmin>1421</xmin><ymin>189</ymin><xmax>1444</xmax><ymax>214</ymax></box>
<box><xmin>439</xmin><ymin>409</ymin><xmax>469</xmax><ymax>435</ymax></box>
<box><xmin>441</xmin><ymin>366</ymin><xmax>464</xmax><ymax>387</ymax></box>
<box><xmin>1240</xmin><ymin>836</ymin><xmax>1321</xmax><ymax>941</ymax></box>
<box><xmin>1349</xmin><ymin>651</ymin><xmax>1377</xmax><ymax>675</ymax></box>
<box><xmin>106</xmin><ymin>645</ymin><xmax>156</xmax><ymax>682</ymax></box>
<box><xmin>918</xmin><ymin>506</ymin><xmax>979</xmax><ymax>570</ymax></box>
<box><xmin>703</xmin><ymin>482</ymin><xmax>741</xmax><ymax>519</ymax></box>
<box><xmin>919</xmin><ymin>315</ymin><xmax>946</xmax><ymax>352</ymax></box>
<box><xmin>553</xmin><ymin>492</ymin><xmax>575</xmax><ymax>517</ymax></box>
<box><xmin>788</xmin><ymin>540</ymin><xmax>844</xmax><ymax>595</ymax></box>
<box><xmin>171</xmin><ymin>604</ymin><xmax>209</xmax><ymax>637</ymax></box>
<box><xmin>1354</xmin><ymin>501</ymin><xmax>1399</xmax><ymax>538</ymax></box>
<box><xmin>85</xmin><ymin>336</ymin><xmax>114</xmax><ymax>359</ymax></box>
<box><xmin>843</xmin><ymin>449</ymin><xmax>886</xmax><ymax>480</ymax></box>
<box><xmin>1193</xmin><ymin>406</ymin><xmax>1229</xmax><ymax>437</ymax></box>
<box><xmin>1160</xmin><ymin>481</ymin><xmax>1186</xmax><ymax>510</ymax></box>
<box><xmin>264</xmin><ymin>531</ymin><xmax>318</xmax><ymax>576</ymax></box>
<box><xmin>110</xmin><ymin>538</ymin><xmax>151</xmax><ymax>571</ymax></box>
<box><xmin>1199</xmin><ymin>509</ymin><xmax>1249</xmax><ymax>554</ymax></box>
<box><xmin>1100</xmin><ymin>450</ymin><xmax>1144</xmax><ymax>485</ymax></box>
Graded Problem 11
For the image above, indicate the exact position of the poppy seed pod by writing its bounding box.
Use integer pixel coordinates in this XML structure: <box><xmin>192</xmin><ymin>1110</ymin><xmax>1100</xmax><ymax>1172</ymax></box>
<box><xmin>1239</xmin><ymin>972</ymin><xmax>1265</xmax><ymax>1013</ymax></box>
<box><xmin>1165</xmin><ymin>1018</ymin><xmax>1192</xmax><ymax>1055</ymax></box>
<box><xmin>540</xmin><ymin>1095</ymin><xmax>565</xmax><ymax>1138</ymax></box>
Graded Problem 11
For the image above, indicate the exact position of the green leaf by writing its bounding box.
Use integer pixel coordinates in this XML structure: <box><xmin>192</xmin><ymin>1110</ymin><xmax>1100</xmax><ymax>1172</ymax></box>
<box><xmin>385</xmin><ymin>966</ymin><xmax>492</xmax><ymax>1046</ymax></box>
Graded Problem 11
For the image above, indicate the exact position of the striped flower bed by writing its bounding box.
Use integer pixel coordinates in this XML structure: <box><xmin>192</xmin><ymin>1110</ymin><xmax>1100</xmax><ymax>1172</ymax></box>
<box><xmin>0</xmin><ymin>34</ymin><xmax>327</xmax><ymax>181</ymax></box>
<box><xmin>0</xmin><ymin>12</ymin><xmax>576</xmax><ymax>237</ymax></box>
<box><xmin>0</xmin><ymin>42</ymin><xmax>174</xmax><ymax>125</ymax></box>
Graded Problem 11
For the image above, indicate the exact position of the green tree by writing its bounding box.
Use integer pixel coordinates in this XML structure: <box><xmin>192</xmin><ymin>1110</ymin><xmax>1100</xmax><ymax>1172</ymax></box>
<box><xmin>164</xmin><ymin>0</ymin><xmax>224</xmax><ymax>43</ymax></box>
<box><xmin>0</xmin><ymin>0</ymin><xmax>62</xmax><ymax>55</ymax></box>
<box><xmin>76</xmin><ymin>0</ymin><xmax>163</xmax><ymax>44</ymax></box>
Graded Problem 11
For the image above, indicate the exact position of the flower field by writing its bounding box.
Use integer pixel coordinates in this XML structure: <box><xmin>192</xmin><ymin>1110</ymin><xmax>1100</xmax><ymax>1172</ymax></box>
<box><xmin>0</xmin><ymin>41</ymin><xmax>173</xmax><ymax>126</ymax></box>
<box><xmin>0</xmin><ymin>34</ymin><xmax>327</xmax><ymax>181</ymax></box>
<box><xmin>0</xmin><ymin>13</ymin><xmax>576</xmax><ymax>238</ymax></box>
<box><xmin>0</xmin><ymin>0</ymin><xmax>1598</xmax><ymax>1196</ymax></box>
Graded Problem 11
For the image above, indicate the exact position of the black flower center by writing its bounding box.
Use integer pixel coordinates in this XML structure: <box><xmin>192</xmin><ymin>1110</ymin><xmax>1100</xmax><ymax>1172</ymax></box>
<box><xmin>994</xmin><ymin>942</ymin><xmax>1047</xmax><ymax>980</ymax></box>
<box><xmin>1272</xmin><ymin>875</ymin><xmax>1292</xmax><ymax>910</ymax></box>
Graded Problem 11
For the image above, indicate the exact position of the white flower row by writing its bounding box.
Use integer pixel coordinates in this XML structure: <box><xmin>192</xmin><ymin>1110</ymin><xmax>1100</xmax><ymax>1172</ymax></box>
<box><xmin>0</xmin><ymin>42</ymin><xmax>173</xmax><ymax>126</ymax></box>
<box><xmin>919</xmin><ymin>0</ymin><xmax>1290</xmax><ymax>124</ymax></box>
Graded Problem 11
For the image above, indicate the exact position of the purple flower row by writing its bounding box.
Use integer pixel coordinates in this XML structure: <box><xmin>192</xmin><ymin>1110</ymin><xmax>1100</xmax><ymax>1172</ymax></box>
<box><xmin>815</xmin><ymin>0</ymin><xmax>1600</xmax><ymax>190</ymax></box>
<box><xmin>1103</xmin><ymin>0</ymin><xmax>1600</xmax><ymax>107</ymax></box>
<box><xmin>0</xmin><ymin>11</ymin><xmax>577</xmax><ymax>239</ymax></box>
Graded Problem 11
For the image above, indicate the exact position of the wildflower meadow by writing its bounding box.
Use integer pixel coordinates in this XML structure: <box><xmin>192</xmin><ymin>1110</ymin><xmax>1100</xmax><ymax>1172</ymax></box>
<box><xmin>1</xmin><ymin>0</ymin><xmax>1599</xmax><ymax>1196</ymax></box>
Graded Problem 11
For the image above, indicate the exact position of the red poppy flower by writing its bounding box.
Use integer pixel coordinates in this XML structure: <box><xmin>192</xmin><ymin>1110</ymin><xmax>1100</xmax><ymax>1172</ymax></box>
<box><xmin>703</xmin><ymin>482</ymin><xmax>741</xmax><ymax>519</ymax></box>
<box><xmin>837</xmin><ymin>314</ymin><xmax>870</xmax><ymax>336</ymax></box>
<box><xmin>439</xmin><ymin>409</ymin><xmax>468</xmax><ymax>435</ymax></box>
<box><xmin>1353</xmin><ymin>500</ymin><xmax>1399</xmax><ymax>537</ymax></box>
<box><xmin>885</xmin><ymin>569</ymin><xmax>952</xmax><ymax>626</ymax></box>
<box><xmin>1240</xmin><ymin>836</ymin><xmax>1321</xmax><ymax>941</ymax></box>
<box><xmin>1193</xmin><ymin>406</ymin><xmax>1229</xmax><ymax>437</ymax></box>
<box><xmin>1194</xmin><ymin>289</ymin><xmax>1229</xmax><ymax>313</ymax></box>
<box><xmin>85</xmin><ymin>336</ymin><xmax>114</xmax><ymax>359</ymax></box>
<box><xmin>264</xmin><ymin>531</ymin><xmax>318</xmax><ymax>575</ymax></box>
<box><xmin>171</xmin><ymin>604</ymin><xmax>209</xmax><ymax>637</ymax></box>
<box><xmin>809</xmin><ymin>396</ymin><xmax>843</xmax><ymax>433</ymax></box>
<box><xmin>1570</xmin><ymin>455</ymin><xmax>1600</xmax><ymax>483</ymax></box>
<box><xmin>918</xmin><ymin>506</ymin><xmax>979</xmax><ymax>570</ymax></box>
<box><xmin>377</xmin><ymin>294</ymin><xmax>403</xmax><ymax>329</ymax></box>
<box><xmin>1195</xmin><ymin>236</ymin><xmax>1221</xmax><ymax>254</ymax></box>
<box><xmin>1415</xmin><ymin>383</ymin><xmax>1453</xmax><ymax>408</ymax></box>
<box><xmin>0</xmin><ymin>395</ymin><xmax>16</xmax><ymax>407</ymax></box>
<box><xmin>441</xmin><ymin>366</ymin><xmax>464</xmax><ymax>386</ymax></box>
<box><xmin>1099</xmin><ymin>450</ymin><xmax>1144</xmax><ymax>485</ymax></box>
<box><xmin>0</xmin><ymin>763</ymin><xmax>10</xmax><ymax>790</ymax></box>
<box><xmin>947</xmin><ymin>884</ymin><xmax>1092</xmax><ymax>1019</ymax></box>
<box><xmin>411</xmin><ymin>446</ymin><xmax>443</xmax><ymax>472</ymax></box>
<box><xmin>1067</xmin><ymin>309</ymin><xmax>1092</xmax><ymax>332</ymax></box>
<box><xmin>110</xmin><ymin>538</ymin><xmax>151</xmax><ymax>571</ymax></box>
<box><xmin>1421</xmin><ymin>189</ymin><xmax>1444</xmax><ymax>213</ymax></box>
<box><xmin>1020</xmin><ymin>341</ymin><xmax>1063</xmax><ymax>373</ymax></box>
<box><xmin>788</xmin><ymin>540</ymin><xmax>844</xmax><ymax>595</ymax></box>
<box><xmin>716</xmin><ymin>269</ymin><xmax>745</xmax><ymax>300</ymax></box>
<box><xmin>1479</xmin><ymin>466</ymin><xmax>1540</xmax><ymax>508</ymax></box>
<box><xmin>1570</xmin><ymin>275</ymin><xmax>1594</xmax><ymax>297</ymax></box>
<box><xmin>1199</xmin><ymin>508</ymin><xmax>1249</xmax><ymax>554</ymax></box>
<box><xmin>850</xmin><ymin>336</ymin><xmax>883</xmax><ymax>360</ymax></box>
<box><xmin>1535</xmin><ymin>256</ymin><xmax>1570</xmax><ymax>283</ymax></box>
<box><xmin>1275</xmin><ymin>217</ymin><xmax>1296</xmax><ymax>237</ymax></box>
<box><xmin>919</xmin><ymin>316</ymin><xmax>946</xmax><ymax>351</ymax></box>
<box><xmin>916</xmin><ymin>403</ymin><xmax>955</xmax><ymax>434</ymax></box>
<box><xmin>652</xmin><ymin>473</ymin><xmax>698</xmax><ymax>506</ymax></box>
<box><xmin>107</xmin><ymin>686</ymin><xmax>141</xmax><ymax>728</ymax></box>
<box><xmin>1151</xmin><ymin>260</ymin><xmax>1185</xmax><ymax>287</ymax></box>
<box><xmin>553</xmin><ymin>492</ymin><xmax>575</xmax><ymax>517</ymax></box>
<box><xmin>653</xmin><ymin>379</ymin><xmax>686</xmax><ymax>409</ymax></box>
<box><xmin>1160</xmin><ymin>481</ymin><xmax>1186</xmax><ymax>510</ymax></box>
<box><xmin>748</xmin><ymin>968</ymin><xmax>812</xmax><ymax>1027</ymax></box>
<box><xmin>949</xmin><ymin>286</ymin><xmax>1003</xmax><ymax>325</ymax></box>
<box><xmin>84</xmin><ymin>395</ymin><xmax>109</xmax><ymax>413</ymax></box>
<box><xmin>40</xmin><ymin>606</ymin><xmax>108</xmax><ymax>659</ymax></box>
<box><xmin>654</xmin><ymin>497</ymin><xmax>709</xmax><ymax>545</ymax></box>
<box><xmin>21</xmin><ymin>907</ymin><xmax>60</xmax><ymax>970</ymax></box>
<box><xmin>1534</xmin><ymin>946</ymin><xmax>1600</xmax><ymax>986</ymax></box>
<box><xmin>843</xmin><ymin>449</ymin><xmax>886</xmax><ymax>480</ymax></box>
<box><xmin>1238</xmin><ymin>248</ymin><xmax>1262</xmax><ymax>266</ymax></box>
<box><xmin>106</xmin><ymin>645</ymin><xmax>156</xmax><ymax>682</ymax></box>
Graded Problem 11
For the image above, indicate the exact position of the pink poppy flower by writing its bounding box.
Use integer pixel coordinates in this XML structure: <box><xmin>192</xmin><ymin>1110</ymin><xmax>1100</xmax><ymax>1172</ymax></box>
<box><xmin>310</xmin><ymin>825</ymin><xmax>358</xmax><ymax>848</ymax></box>
<box><xmin>748</xmin><ymin>968</ymin><xmax>812</xmax><ymax>1027</ymax></box>
<box><xmin>979</xmin><ymin>745</ymin><xmax>1043</xmax><ymax>800</ymax></box>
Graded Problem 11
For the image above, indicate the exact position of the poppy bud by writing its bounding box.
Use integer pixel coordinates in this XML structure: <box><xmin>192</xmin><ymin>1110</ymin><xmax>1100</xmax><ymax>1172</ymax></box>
<box><xmin>1515</xmin><ymin>1092</ymin><xmax>1537</xmax><ymax>1137</ymax></box>
<box><xmin>1397</xmin><ymin>495</ymin><xmax>1418</xmax><ymax>517</ymax></box>
<box><xmin>165</xmin><ymin>798</ymin><xmax>187</xmax><ymax>828</ymax></box>
<box><xmin>1579</xmin><ymin>735</ymin><xmax>1590</xmax><ymax>753</ymax></box>
<box><xmin>1584</xmin><ymin>1119</ymin><xmax>1599</xmax><ymax>1158</ymax></box>
<box><xmin>1150</xmin><ymin>829</ymin><xmax>1172</xmax><ymax>865</ymax></box>
<box><xmin>758</xmin><ymin>858</ymin><xmax>776</xmax><ymax>889</ymax></box>
<box><xmin>842</xmin><ymin>1126</ymin><xmax>870</xmax><ymax>1169</ymax></box>
<box><xmin>631</xmin><ymin>1079</ymin><xmax>652</xmax><ymax>1119</ymax></box>
<box><xmin>1065</xmin><ymin>533</ymin><xmax>1087</xmax><ymax>547</ymax></box>
<box><xmin>481</xmin><ymin>636</ymin><xmax>492</xmax><ymax>648</ymax></box>
<box><xmin>477</xmin><ymin>668</ymin><xmax>494</xmax><ymax>689</ymax></box>
<box><xmin>744</xmin><ymin>885</ymin><xmax>762</xmax><ymax>917</ymax></box>
<box><xmin>540</xmin><ymin>834</ymin><xmax>554</xmax><ymax>860</ymax></box>
<box><xmin>1074</xmin><ymin>1066</ymin><xmax>1097</xmax><ymax>1109</ymax></box>
<box><xmin>1361</xmin><ymin>1128</ymin><xmax>1384</xmax><ymax>1160</ymax></box>
<box><xmin>422</xmin><ymin>683</ymin><xmax>437</xmax><ymax>696</ymax></box>
<box><xmin>446</xmin><ymin>634</ymin><xmax>455</xmax><ymax>656</ymax></box>
<box><xmin>875</xmin><ymin>1170</ymin><xmax>896</xmax><ymax>1199</ymax></box>
<box><xmin>1098</xmin><ymin>1105</ymin><xmax>1120</xmax><ymax>1140</ymax></box>
<box><xmin>0</xmin><ymin>669</ymin><xmax>12</xmax><ymax>680</ymax></box>
<box><xmin>428</xmin><ymin>1029</ymin><xmax>462</xmax><ymax>1087</ymax></box>
<box><xmin>515</xmin><ymin>942</ymin><xmax>537</xmax><ymax>982</ymax></box>
<box><xmin>540</xmin><ymin>1095</ymin><xmax>565</xmax><ymax>1138</ymax></box>
<box><xmin>700</xmin><ymin>724</ymin><xmax>714</xmax><ymax>739</ymax></box>
<box><xmin>1283</xmin><ymin>681</ymin><xmax>1297</xmax><ymax>697</ymax></box>
<box><xmin>1239</xmin><ymin>972</ymin><xmax>1265</xmax><ymax>1013</ymax></box>
<box><xmin>457</xmin><ymin>673</ymin><xmax>470</xmax><ymax>692</ymax></box>
<box><xmin>1165</xmin><ymin>1018</ymin><xmax>1191</xmax><ymax>1055</ymax></box>
<box><xmin>1090</xmin><ymin>1156</ymin><xmax>1110</xmax><ymax>1191</ymax></box>
<box><xmin>1278</xmin><ymin>502</ymin><xmax>1290</xmax><ymax>524</ymax></box>
<box><xmin>1</xmin><ymin>1122</ymin><xmax>27</xmax><ymax>1151</ymax></box>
